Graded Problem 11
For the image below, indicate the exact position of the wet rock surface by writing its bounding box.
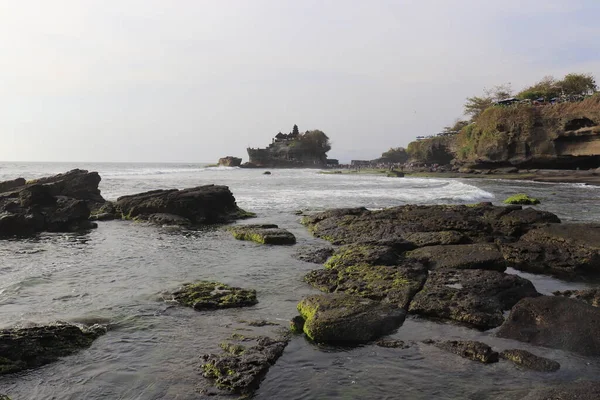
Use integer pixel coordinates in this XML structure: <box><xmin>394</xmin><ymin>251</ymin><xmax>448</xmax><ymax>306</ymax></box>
<box><xmin>406</xmin><ymin>243</ymin><xmax>506</xmax><ymax>271</ymax></box>
<box><xmin>296</xmin><ymin>293</ymin><xmax>406</xmax><ymax>344</ymax></box>
<box><xmin>408</xmin><ymin>269</ymin><xmax>540</xmax><ymax>329</ymax></box>
<box><xmin>292</xmin><ymin>246</ymin><xmax>335</xmax><ymax>264</ymax></box>
<box><xmin>229</xmin><ymin>224</ymin><xmax>296</xmax><ymax>245</ymax></box>
<box><xmin>0</xmin><ymin>324</ymin><xmax>106</xmax><ymax>375</ymax></box>
<box><xmin>500</xmin><ymin>349</ymin><xmax>560</xmax><ymax>372</ymax></box>
<box><xmin>502</xmin><ymin>223</ymin><xmax>600</xmax><ymax>277</ymax></box>
<box><xmin>497</xmin><ymin>296</ymin><xmax>600</xmax><ymax>356</ymax></box>
<box><xmin>166</xmin><ymin>281</ymin><xmax>258</xmax><ymax>311</ymax></box>
<box><xmin>553</xmin><ymin>288</ymin><xmax>600</xmax><ymax>307</ymax></box>
<box><xmin>430</xmin><ymin>340</ymin><xmax>499</xmax><ymax>363</ymax></box>
<box><xmin>0</xmin><ymin>169</ymin><xmax>103</xmax><ymax>237</ymax></box>
<box><xmin>115</xmin><ymin>185</ymin><xmax>253</xmax><ymax>226</ymax></box>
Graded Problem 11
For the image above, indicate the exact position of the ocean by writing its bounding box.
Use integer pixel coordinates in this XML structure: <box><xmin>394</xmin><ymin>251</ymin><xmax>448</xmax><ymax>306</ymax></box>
<box><xmin>1</xmin><ymin>162</ymin><xmax>599</xmax><ymax>399</ymax></box>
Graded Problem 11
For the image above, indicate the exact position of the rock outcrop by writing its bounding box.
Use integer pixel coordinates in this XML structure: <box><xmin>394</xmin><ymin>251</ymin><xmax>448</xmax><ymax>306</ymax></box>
<box><xmin>296</xmin><ymin>293</ymin><xmax>406</xmax><ymax>344</ymax></box>
<box><xmin>229</xmin><ymin>224</ymin><xmax>296</xmax><ymax>245</ymax></box>
<box><xmin>499</xmin><ymin>349</ymin><xmax>560</xmax><ymax>372</ymax></box>
<box><xmin>0</xmin><ymin>169</ymin><xmax>104</xmax><ymax>237</ymax></box>
<box><xmin>217</xmin><ymin>156</ymin><xmax>242</xmax><ymax>167</ymax></box>
<box><xmin>165</xmin><ymin>281</ymin><xmax>258</xmax><ymax>311</ymax></box>
<box><xmin>553</xmin><ymin>288</ymin><xmax>600</xmax><ymax>307</ymax></box>
<box><xmin>114</xmin><ymin>185</ymin><xmax>254</xmax><ymax>226</ymax></box>
<box><xmin>0</xmin><ymin>324</ymin><xmax>106</xmax><ymax>375</ymax></box>
<box><xmin>430</xmin><ymin>340</ymin><xmax>499</xmax><ymax>364</ymax></box>
<box><xmin>497</xmin><ymin>296</ymin><xmax>600</xmax><ymax>356</ymax></box>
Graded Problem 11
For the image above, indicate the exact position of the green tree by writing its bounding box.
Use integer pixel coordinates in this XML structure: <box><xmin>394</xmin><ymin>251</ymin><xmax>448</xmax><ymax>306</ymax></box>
<box><xmin>464</xmin><ymin>96</ymin><xmax>494</xmax><ymax>119</ymax></box>
<box><xmin>381</xmin><ymin>147</ymin><xmax>408</xmax><ymax>163</ymax></box>
<box><xmin>517</xmin><ymin>76</ymin><xmax>561</xmax><ymax>100</ymax></box>
<box><xmin>300</xmin><ymin>130</ymin><xmax>331</xmax><ymax>157</ymax></box>
<box><xmin>559</xmin><ymin>73</ymin><xmax>597</xmax><ymax>96</ymax></box>
<box><xmin>442</xmin><ymin>119</ymin><xmax>469</xmax><ymax>134</ymax></box>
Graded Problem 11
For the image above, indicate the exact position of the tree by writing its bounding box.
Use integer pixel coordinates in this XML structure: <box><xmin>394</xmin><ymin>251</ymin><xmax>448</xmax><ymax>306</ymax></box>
<box><xmin>381</xmin><ymin>147</ymin><xmax>408</xmax><ymax>163</ymax></box>
<box><xmin>487</xmin><ymin>83</ymin><xmax>513</xmax><ymax>101</ymax></box>
<box><xmin>292</xmin><ymin>124</ymin><xmax>300</xmax><ymax>136</ymax></box>
<box><xmin>559</xmin><ymin>73</ymin><xmax>597</xmax><ymax>97</ymax></box>
<box><xmin>517</xmin><ymin>76</ymin><xmax>561</xmax><ymax>100</ymax></box>
<box><xmin>464</xmin><ymin>96</ymin><xmax>494</xmax><ymax>119</ymax></box>
<box><xmin>300</xmin><ymin>130</ymin><xmax>331</xmax><ymax>157</ymax></box>
<box><xmin>442</xmin><ymin>119</ymin><xmax>469</xmax><ymax>135</ymax></box>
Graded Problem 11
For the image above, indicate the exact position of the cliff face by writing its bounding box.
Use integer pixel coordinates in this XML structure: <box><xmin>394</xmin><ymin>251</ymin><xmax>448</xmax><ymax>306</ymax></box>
<box><xmin>406</xmin><ymin>136</ymin><xmax>457</xmax><ymax>165</ymax></box>
<box><xmin>455</xmin><ymin>95</ymin><xmax>600</xmax><ymax>169</ymax></box>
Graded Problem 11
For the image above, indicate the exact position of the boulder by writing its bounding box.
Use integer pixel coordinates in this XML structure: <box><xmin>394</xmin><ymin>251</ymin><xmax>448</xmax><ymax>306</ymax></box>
<box><xmin>304</xmin><ymin>261</ymin><xmax>427</xmax><ymax>309</ymax></box>
<box><xmin>431</xmin><ymin>340</ymin><xmax>499</xmax><ymax>363</ymax></box>
<box><xmin>0</xmin><ymin>324</ymin><xmax>106</xmax><ymax>375</ymax></box>
<box><xmin>167</xmin><ymin>281</ymin><xmax>258</xmax><ymax>311</ymax></box>
<box><xmin>553</xmin><ymin>288</ymin><xmax>600</xmax><ymax>307</ymax></box>
<box><xmin>409</xmin><ymin>269</ymin><xmax>539</xmax><ymax>330</ymax></box>
<box><xmin>116</xmin><ymin>185</ymin><xmax>254</xmax><ymax>225</ymax></box>
<box><xmin>27</xmin><ymin>169</ymin><xmax>105</xmax><ymax>204</ymax></box>
<box><xmin>501</xmin><ymin>223</ymin><xmax>600</xmax><ymax>278</ymax></box>
<box><xmin>406</xmin><ymin>243</ymin><xmax>506</xmax><ymax>272</ymax></box>
<box><xmin>0</xmin><ymin>178</ymin><xmax>26</xmax><ymax>194</ymax></box>
<box><xmin>201</xmin><ymin>335</ymin><xmax>289</xmax><ymax>395</ymax></box>
<box><xmin>375</xmin><ymin>339</ymin><xmax>410</xmax><ymax>349</ymax></box>
<box><xmin>217</xmin><ymin>156</ymin><xmax>242</xmax><ymax>167</ymax></box>
<box><xmin>500</xmin><ymin>349</ymin><xmax>560</xmax><ymax>372</ymax></box>
<box><xmin>292</xmin><ymin>246</ymin><xmax>335</xmax><ymax>264</ymax></box>
<box><xmin>229</xmin><ymin>224</ymin><xmax>296</xmax><ymax>245</ymax></box>
<box><xmin>296</xmin><ymin>293</ymin><xmax>406</xmax><ymax>344</ymax></box>
<box><xmin>497</xmin><ymin>296</ymin><xmax>600</xmax><ymax>356</ymax></box>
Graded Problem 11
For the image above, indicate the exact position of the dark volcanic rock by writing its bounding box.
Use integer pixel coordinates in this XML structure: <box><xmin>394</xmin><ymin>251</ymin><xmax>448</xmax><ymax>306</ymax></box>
<box><xmin>201</xmin><ymin>335</ymin><xmax>289</xmax><ymax>395</ymax></box>
<box><xmin>375</xmin><ymin>339</ymin><xmax>410</xmax><ymax>349</ymax></box>
<box><xmin>292</xmin><ymin>246</ymin><xmax>335</xmax><ymax>264</ymax></box>
<box><xmin>296</xmin><ymin>293</ymin><xmax>406</xmax><ymax>344</ymax></box>
<box><xmin>0</xmin><ymin>169</ymin><xmax>105</xmax><ymax>237</ymax></box>
<box><xmin>217</xmin><ymin>156</ymin><xmax>242</xmax><ymax>167</ymax></box>
<box><xmin>502</xmin><ymin>223</ymin><xmax>600</xmax><ymax>278</ymax></box>
<box><xmin>116</xmin><ymin>185</ymin><xmax>253</xmax><ymax>226</ymax></box>
<box><xmin>406</xmin><ymin>243</ymin><xmax>506</xmax><ymax>271</ymax></box>
<box><xmin>500</xmin><ymin>349</ymin><xmax>560</xmax><ymax>372</ymax></box>
<box><xmin>304</xmin><ymin>261</ymin><xmax>427</xmax><ymax>309</ymax></box>
<box><xmin>432</xmin><ymin>340</ymin><xmax>499</xmax><ymax>363</ymax></box>
<box><xmin>324</xmin><ymin>244</ymin><xmax>401</xmax><ymax>269</ymax></box>
<box><xmin>302</xmin><ymin>204</ymin><xmax>559</xmax><ymax>245</ymax></box>
<box><xmin>229</xmin><ymin>224</ymin><xmax>296</xmax><ymax>245</ymax></box>
<box><xmin>167</xmin><ymin>281</ymin><xmax>258</xmax><ymax>311</ymax></box>
<box><xmin>496</xmin><ymin>296</ymin><xmax>600</xmax><ymax>356</ymax></box>
<box><xmin>553</xmin><ymin>288</ymin><xmax>600</xmax><ymax>307</ymax></box>
<box><xmin>0</xmin><ymin>324</ymin><xmax>106</xmax><ymax>375</ymax></box>
<box><xmin>0</xmin><ymin>178</ymin><xmax>26</xmax><ymax>194</ymax></box>
<box><xmin>409</xmin><ymin>269</ymin><xmax>540</xmax><ymax>329</ymax></box>
<box><xmin>402</xmin><ymin>230</ymin><xmax>467</xmax><ymax>247</ymax></box>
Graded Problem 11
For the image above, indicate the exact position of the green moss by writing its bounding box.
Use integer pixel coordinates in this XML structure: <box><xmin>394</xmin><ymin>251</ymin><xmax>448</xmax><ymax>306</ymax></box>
<box><xmin>235</xmin><ymin>208</ymin><xmax>257</xmax><ymax>219</ymax></box>
<box><xmin>171</xmin><ymin>281</ymin><xmax>258</xmax><ymax>310</ymax></box>
<box><xmin>220</xmin><ymin>341</ymin><xmax>246</xmax><ymax>355</ymax></box>
<box><xmin>0</xmin><ymin>395</ymin><xmax>11</xmax><ymax>400</ymax></box>
<box><xmin>503</xmin><ymin>194</ymin><xmax>541</xmax><ymax>205</ymax></box>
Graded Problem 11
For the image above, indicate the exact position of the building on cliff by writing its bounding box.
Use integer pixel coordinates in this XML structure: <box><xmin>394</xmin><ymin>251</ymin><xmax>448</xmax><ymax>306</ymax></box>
<box><xmin>246</xmin><ymin>125</ymin><xmax>333</xmax><ymax>168</ymax></box>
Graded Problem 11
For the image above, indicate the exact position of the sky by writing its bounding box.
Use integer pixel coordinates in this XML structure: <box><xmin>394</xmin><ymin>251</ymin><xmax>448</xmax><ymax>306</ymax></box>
<box><xmin>1</xmin><ymin>0</ymin><xmax>600</xmax><ymax>163</ymax></box>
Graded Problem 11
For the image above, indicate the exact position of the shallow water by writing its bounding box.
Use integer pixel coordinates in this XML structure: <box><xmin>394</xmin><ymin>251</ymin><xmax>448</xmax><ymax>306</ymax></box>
<box><xmin>0</xmin><ymin>163</ymin><xmax>599</xmax><ymax>399</ymax></box>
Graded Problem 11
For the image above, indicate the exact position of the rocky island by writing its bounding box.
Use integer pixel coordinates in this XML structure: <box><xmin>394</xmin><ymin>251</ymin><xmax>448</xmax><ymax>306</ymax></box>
<box><xmin>244</xmin><ymin>125</ymin><xmax>336</xmax><ymax>168</ymax></box>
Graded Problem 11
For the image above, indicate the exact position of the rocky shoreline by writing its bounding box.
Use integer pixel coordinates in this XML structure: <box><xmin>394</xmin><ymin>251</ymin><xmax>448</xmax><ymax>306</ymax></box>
<box><xmin>1</xmin><ymin>169</ymin><xmax>600</xmax><ymax>398</ymax></box>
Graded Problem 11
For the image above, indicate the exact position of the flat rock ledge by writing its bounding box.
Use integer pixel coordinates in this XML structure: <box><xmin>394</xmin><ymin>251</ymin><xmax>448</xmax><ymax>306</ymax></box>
<box><xmin>229</xmin><ymin>224</ymin><xmax>296</xmax><ymax>245</ymax></box>
<box><xmin>296</xmin><ymin>293</ymin><xmax>406</xmax><ymax>344</ymax></box>
<box><xmin>500</xmin><ymin>349</ymin><xmax>560</xmax><ymax>372</ymax></box>
<box><xmin>201</xmin><ymin>334</ymin><xmax>289</xmax><ymax>396</ymax></box>
<box><xmin>166</xmin><ymin>281</ymin><xmax>258</xmax><ymax>311</ymax></box>
<box><xmin>0</xmin><ymin>323</ymin><xmax>106</xmax><ymax>375</ymax></box>
<box><xmin>429</xmin><ymin>340</ymin><xmax>499</xmax><ymax>364</ymax></box>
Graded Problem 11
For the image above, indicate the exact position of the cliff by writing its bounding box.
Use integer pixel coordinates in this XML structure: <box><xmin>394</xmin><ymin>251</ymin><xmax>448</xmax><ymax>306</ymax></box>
<box><xmin>407</xmin><ymin>95</ymin><xmax>600</xmax><ymax>169</ymax></box>
<box><xmin>246</xmin><ymin>126</ymin><xmax>332</xmax><ymax>168</ymax></box>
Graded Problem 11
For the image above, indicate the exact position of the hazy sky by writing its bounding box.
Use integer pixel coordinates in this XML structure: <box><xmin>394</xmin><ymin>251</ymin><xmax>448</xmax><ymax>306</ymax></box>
<box><xmin>2</xmin><ymin>0</ymin><xmax>599</xmax><ymax>163</ymax></box>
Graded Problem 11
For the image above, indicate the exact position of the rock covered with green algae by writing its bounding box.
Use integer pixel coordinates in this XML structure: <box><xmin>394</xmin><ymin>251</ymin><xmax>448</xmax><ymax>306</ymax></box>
<box><xmin>500</xmin><ymin>349</ymin><xmax>560</xmax><ymax>372</ymax></box>
<box><xmin>430</xmin><ymin>340</ymin><xmax>499</xmax><ymax>363</ymax></box>
<box><xmin>229</xmin><ymin>224</ymin><xmax>296</xmax><ymax>245</ymax></box>
<box><xmin>201</xmin><ymin>335</ymin><xmax>289</xmax><ymax>396</ymax></box>
<box><xmin>0</xmin><ymin>395</ymin><xmax>11</xmax><ymax>400</ymax></box>
<box><xmin>408</xmin><ymin>269</ymin><xmax>539</xmax><ymax>330</ymax></box>
<box><xmin>168</xmin><ymin>281</ymin><xmax>258</xmax><ymax>311</ymax></box>
<box><xmin>296</xmin><ymin>293</ymin><xmax>406</xmax><ymax>344</ymax></box>
<box><xmin>0</xmin><ymin>324</ymin><xmax>106</xmax><ymax>375</ymax></box>
<box><xmin>503</xmin><ymin>193</ymin><xmax>541</xmax><ymax>205</ymax></box>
